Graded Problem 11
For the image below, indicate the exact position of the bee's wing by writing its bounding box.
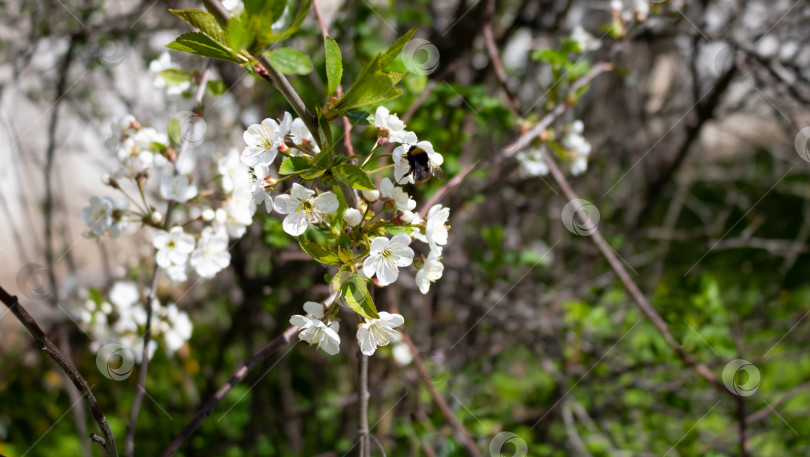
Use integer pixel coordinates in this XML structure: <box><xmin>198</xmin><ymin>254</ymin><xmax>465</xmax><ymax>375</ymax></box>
<box><xmin>429</xmin><ymin>160</ymin><xmax>446</xmax><ymax>180</ymax></box>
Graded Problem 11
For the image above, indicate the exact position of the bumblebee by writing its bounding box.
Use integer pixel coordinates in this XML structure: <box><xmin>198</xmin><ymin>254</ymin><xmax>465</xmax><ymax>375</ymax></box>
<box><xmin>402</xmin><ymin>145</ymin><xmax>446</xmax><ymax>184</ymax></box>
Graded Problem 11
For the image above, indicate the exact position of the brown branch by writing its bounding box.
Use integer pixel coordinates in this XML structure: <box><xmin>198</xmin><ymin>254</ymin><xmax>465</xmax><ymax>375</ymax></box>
<box><xmin>401</xmin><ymin>333</ymin><xmax>482</xmax><ymax>457</ymax></box>
<box><xmin>0</xmin><ymin>286</ymin><xmax>118</xmax><ymax>457</ymax></box>
<box><xmin>160</xmin><ymin>326</ymin><xmax>299</xmax><ymax>457</ymax></box>
<box><xmin>483</xmin><ymin>0</ymin><xmax>521</xmax><ymax>115</ymax></box>
<box><xmin>539</xmin><ymin>148</ymin><xmax>724</xmax><ymax>391</ymax></box>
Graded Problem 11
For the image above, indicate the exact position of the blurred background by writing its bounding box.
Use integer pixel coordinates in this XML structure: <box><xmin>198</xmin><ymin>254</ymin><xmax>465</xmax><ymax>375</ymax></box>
<box><xmin>2</xmin><ymin>0</ymin><xmax>810</xmax><ymax>455</ymax></box>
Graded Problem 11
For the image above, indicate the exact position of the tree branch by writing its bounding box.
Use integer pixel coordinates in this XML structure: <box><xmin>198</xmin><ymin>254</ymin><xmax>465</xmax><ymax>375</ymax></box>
<box><xmin>160</xmin><ymin>326</ymin><xmax>300</xmax><ymax>457</ymax></box>
<box><xmin>0</xmin><ymin>286</ymin><xmax>118</xmax><ymax>457</ymax></box>
<box><xmin>402</xmin><ymin>332</ymin><xmax>482</xmax><ymax>457</ymax></box>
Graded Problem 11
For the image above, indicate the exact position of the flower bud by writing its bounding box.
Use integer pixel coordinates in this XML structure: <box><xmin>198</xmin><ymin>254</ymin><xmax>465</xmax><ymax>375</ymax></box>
<box><xmin>343</xmin><ymin>208</ymin><xmax>363</xmax><ymax>226</ymax></box>
<box><xmin>377</xmin><ymin>137</ymin><xmax>389</xmax><ymax>147</ymax></box>
<box><xmin>150</xmin><ymin>211</ymin><xmax>163</xmax><ymax>224</ymax></box>
<box><xmin>101</xmin><ymin>173</ymin><xmax>112</xmax><ymax>185</ymax></box>
<box><xmin>201</xmin><ymin>208</ymin><xmax>215</xmax><ymax>222</ymax></box>
<box><xmin>399</xmin><ymin>210</ymin><xmax>415</xmax><ymax>224</ymax></box>
<box><xmin>362</xmin><ymin>189</ymin><xmax>380</xmax><ymax>202</ymax></box>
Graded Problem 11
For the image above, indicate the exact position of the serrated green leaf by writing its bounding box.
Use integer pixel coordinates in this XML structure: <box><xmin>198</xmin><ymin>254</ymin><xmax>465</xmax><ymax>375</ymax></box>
<box><xmin>206</xmin><ymin>80</ymin><xmax>227</xmax><ymax>96</ymax></box>
<box><xmin>339</xmin><ymin>274</ymin><xmax>379</xmax><ymax>319</ymax></box>
<box><xmin>279</xmin><ymin>156</ymin><xmax>311</xmax><ymax>174</ymax></box>
<box><xmin>345</xmin><ymin>110</ymin><xmax>372</xmax><ymax>125</ymax></box>
<box><xmin>298</xmin><ymin>236</ymin><xmax>341</xmax><ymax>265</ymax></box>
<box><xmin>379</xmin><ymin>26</ymin><xmax>416</xmax><ymax>68</ymax></box>
<box><xmin>325</xmin><ymin>36</ymin><xmax>342</xmax><ymax>96</ymax></box>
<box><xmin>167</xmin><ymin>32</ymin><xmax>241</xmax><ymax>63</ymax></box>
<box><xmin>159</xmin><ymin>68</ymin><xmax>191</xmax><ymax>85</ymax></box>
<box><xmin>170</xmin><ymin>9</ymin><xmax>229</xmax><ymax>45</ymax></box>
<box><xmin>300</xmin><ymin>166</ymin><xmax>327</xmax><ymax>179</ymax></box>
<box><xmin>265</xmin><ymin>47</ymin><xmax>313</xmax><ymax>75</ymax></box>
<box><xmin>333</xmin><ymin>164</ymin><xmax>376</xmax><ymax>191</ymax></box>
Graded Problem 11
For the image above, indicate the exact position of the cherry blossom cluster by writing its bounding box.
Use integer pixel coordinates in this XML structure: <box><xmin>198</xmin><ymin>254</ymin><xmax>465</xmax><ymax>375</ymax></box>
<box><xmin>240</xmin><ymin>107</ymin><xmax>450</xmax><ymax>357</ymax></box>
<box><xmin>517</xmin><ymin>120</ymin><xmax>592</xmax><ymax>178</ymax></box>
<box><xmin>82</xmin><ymin>115</ymin><xmax>256</xmax><ymax>284</ymax></box>
<box><xmin>76</xmin><ymin>280</ymin><xmax>192</xmax><ymax>361</ymax></box>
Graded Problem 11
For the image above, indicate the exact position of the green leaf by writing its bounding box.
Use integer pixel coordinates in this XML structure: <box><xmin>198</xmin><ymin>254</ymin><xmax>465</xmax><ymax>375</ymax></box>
<box><xmin>346</xmin><ymin>110</ymin><xmax>372</xmax><ymax>125</ymax></box>
<box><xmin>333</xmin><ymin>164</ymin><xmax>376</xmax><ymax>191</ymax></box>
<box><xmin>264</xmin><ymin>47</ymin><xmax>313</xmax><ymax>75</ymax></box>
<box><xmin>330</xmin><ymin>54</ymin><xmax>406</xmax><ymax>115</ymax></box>
<box><xmin>170</xmin><ymin>9</ymin><xmax>229</xmax><ymax>46</ymax></box>
<box><xmin>379</xmin><ymin>26</ymin><xmax>416</xmax><ymax>68</ymax></box>
<box><xmin>338</xmin><ymin>274</ymin><xmax>379</xmax><ymax>319</ymax></box>
<box><xmin>279</xmin><ymin>156</ymin><xmax>311</xmax><ymax>174</ymax></box>
<box><xmin>300</xmin><ymin>166</ymin><xmax>327</xmax><ymax>179</ymax></box>
<box><xmin>337</xmin><ymin>247</ymin><xmax>354</xmax><ymax>264</ymax></box>
<box><xmin>298</xmin><ymin>236</ymin><xmax>341</xmax><ymax>265</ymax></box>
<box><xmin>244</xmin><ymin>0</ymin><xmax>287</xmax><ymax>22</ymax></box>
<box><xmin>324</xmin><ymin>37</ymin><xmax>343</xmax><ymax>96</ymax></box>
<box><xmin>167</xmin><ymin>32</ymin><xmax>241</xmax><ymax>63</ymax></box>
<box><xmin>227</xmin><ymin>16</ymin><xmax>254</xmax><ymax>53</ymax></box>
<box><xmin>206</xmin><ymin>80</ymin><xmax>227</xmax><ymax>96</ymax></box>
<box><xmin>158</xmin><ymin>68</ymin><xmax>191</xmax><ymax>85</ymax></box>
<box><xmin>257</xmin><ymin>0</ymin><xmax>312</xmax><ymax>45</ymax></box>
<box><xmin>386</xmin><ymin>225</ymin><xmax>414</xmax><ymax>235</ymax></box>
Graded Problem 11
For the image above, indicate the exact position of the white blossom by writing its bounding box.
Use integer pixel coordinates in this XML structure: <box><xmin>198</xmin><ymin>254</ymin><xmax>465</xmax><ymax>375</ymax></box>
<box><xmin>218</xmin><ymin>148</ymin><xmax>250</xmax><ymax>193</ymax></box>
<box><xmin>416</xmin><ymin>250</ymin><xmax>444</xmax><ymax>294</ymax></box>
<box><xmin>343</xmin><ymin>208</ymin><xmax>363</xmax><ymax>226</ymax></box>
<box><xmin>373</xmin><ymin>106</ymin><xmax>410</xmax><ymax>143</ymax></box>
<box><xmin>161</xmin><ymin>303</ymin><xmax>193</xmax><ymax>353</ymax></box>
<box><xmin>241</xmin><ymin>118</ymin><xmax>285</xmax><ymax>167</ymax></box>
<box><xmin>362</xmin><ymin>189</ymin><xmax>380</xmax><ymax>202</ymax></box>
<box><xmin>289</xmin><ymin>301</ymin><xmax>341</xmax><ymax>355</ymax></box>
<box><xmin>356</xmin><ymin>312</ymin><xmax>405</xmax><ymax>356</ymax></box>
<box><xmin>160</xmin><ymin>175</ymin><xmax>198</xmax><ymax>203</ymax></box>
<box><xmin>273</xmin><ymin>183</ymin><xmax>339</xmax><ymax>236</ymax></box>
<box><xmin>190</xmin><ymin>227</ymin><xmax>231</xmax><ymax>278</ymax></box>
<box><xmin>563</xmin><ymin>120</ymin><xmax>592</xmax><ymax>176</ymax></box>
<box><xmin>251</xmin><ymin>183</ymin><xmax>273</xmax><ymax>213</ymax></box>
<box><xmin>153</xmin><ymin>226</ymin><xmax>195</xmax><ymax>269</ymax></box>
<box><xmin>424</xmin><ymin>204</ymin><xmax>450</xmax><ymax>251</ymax></box>
<box><xmin>516</xmin><ymin>148</ymin><xmax>549</xmax><ymax>177</ymax></box>
<box><xmin>379</xmin><ymin>177</ymin><xmax>416</xmax><ymax>212</ymax></box>
<box><xmin>81</xmin><ymin>196</ymin><xmax>128</xmax><ymax>238</ymax></box>
<box><xmin>289</xmin><ymin>117</ymin><xmax>320</xmax><ymax>153</ymax></box>
<box><xmin>362</xmin><ymin>234</ymin><xmax>414</xmax><ymax>286</ymax></box>
<box><xmin>109</xmin><ymin>281</ymin><xmax>139</xmax><ymax>309</ymax></box>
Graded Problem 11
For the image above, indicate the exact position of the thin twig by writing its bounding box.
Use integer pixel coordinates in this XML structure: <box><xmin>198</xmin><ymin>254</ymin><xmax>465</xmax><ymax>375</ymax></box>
<box><xmin>483</xmin><ymin>0</ymin><xmax>521</xmax><ymax>115</ymax></box>
<box><xmin>402</xmin><ymin>333</ymin><xmax>482</xmax><ymax>457</ymax></box>
<box><xmin>358</xmin><ymin>353</ymin><xmax>370</xmax><ymax>457</ymax></box>
<box><xmin>0</xmin><ymin>286</ymin><xmax>118</xmax><ymax>457</ymax></box>
<box><xmin>539</xmin><ymin>147</ymin><xmax>724</xmax><ymax>391</ymax></box>
<box><xmin>159</xmin><ymin>326</ymin><xmax>300</xmax><ymax>457</ymax></box>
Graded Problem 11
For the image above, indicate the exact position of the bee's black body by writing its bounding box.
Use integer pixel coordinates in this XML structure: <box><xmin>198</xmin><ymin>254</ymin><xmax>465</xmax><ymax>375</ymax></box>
<box><xmin>402</xmin><ymin>146</ymin><xmax>445</xmax><ymax>184</ymax></box>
